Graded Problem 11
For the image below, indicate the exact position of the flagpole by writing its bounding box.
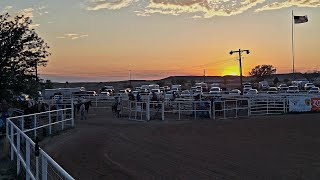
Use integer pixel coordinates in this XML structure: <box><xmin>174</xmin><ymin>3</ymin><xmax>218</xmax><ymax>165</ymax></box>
<box><xmin>292</xmin><ymin>10</ymin><xmax>295</xmax><ymax>80</ymax></box>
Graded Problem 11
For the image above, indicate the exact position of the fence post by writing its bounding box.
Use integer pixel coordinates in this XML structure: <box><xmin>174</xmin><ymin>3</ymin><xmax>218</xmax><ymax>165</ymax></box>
<box><xmin>209</xmin><ymin>102</ymin><xmax>212</xmax><ymax>119</ymax></box>
<box><xmin>161</xmin><ymin>102</ymin><xmax>165</xmax><ymax>121</ymax></box>
<box><xmin>178</xmin><ymin>102</ymin><xmax>181</xmax><ymax>120</ymax></box>
<box><xmin>26</xmin><ymin>140</ymin><xmax>30</xmax><ymax>180</ymax></box>
<box><xmin>248</xmin><ymin>99</ymin><xmax>251</xmax><ymax>116</ymax></box>
<box><xmin>10</xmin><ymin>124</ymin><xmax>13</xmax><ymax>161</ymax></box>
<box><xmin>146</xmin><ymin>96</ymin><xmax>150</xmax><ymax>121</ymax></box>
<box><xmin>62</xmin><ymin>109</ymin><xmax>65</xmax><ymax>130</ymax></box>
<box><xmin>267</xmin><ymin>98</ymin><xmax>269</xmax><ymax>115</ymax></box>
<box><xmin>41</xmin><ymin>153</ymin><xmax>48</xmax><ymax>180</ymax></box>
<box><xmin>223</xmin><ymin>101</ymin><xmax>226</xmax><ymax>119</ymax></box>
<box><xmin>235</xmin><ymin>100</ymin><xmax>238</xmax><ymax>118</ymax></box>
<box><xmin>194</xmin><ymin>101</ymin><xmax>197</xmax><ymax>119</ymax></box>
<box><xmin>35</xmin><ymin>137</ymin><xmax>40</xmax><ymax>180</ymax></box>
<box><xmin>17</xmin><ymin>131</ymin><xmax>20</xmax><ymax>175</ymax></box>
<box><xmin>48</xmin><ymin>112</ymin><xmax>52</xmax><ymax>135</ymax></box>
<box><xmin>33</xmin><ymin>115</ymin><xmax>37</xmax><ymax>139</ymax></box>
<box><xmin>213</xmin><ymin>102</ymin><xmax>216</xmax><ymax>120</ymax></box>
<box><xmin>96</xmin><ymin>96</ymin><xmax>98</xmax><ymax>107</ymax></box>
<box><xmin>21</xmin><ymin>117</ymin><xmax>24</xmax><ymax>131</ymax></box>
<box><xmin>71</xmin><ymin>99</ymin><xmax>75</xmax><ymax>127</ymax></box>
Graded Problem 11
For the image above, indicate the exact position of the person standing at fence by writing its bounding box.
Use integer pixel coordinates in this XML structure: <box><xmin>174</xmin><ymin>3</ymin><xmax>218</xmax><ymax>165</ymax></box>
<box><xmin>117</xmin><ymin>100</ymin><xmax>122</xmax><ymax>118</ymax></box>
<box><xmin>80</xmin><ymin>103</ymin><xmax>86</xmax><ymax>120</ymax></box>
<box><xmin>137</xmin><ymin>92</ymin><xmax>141</xmax><ymax>102</ymax></box>
<box><xmin>0</xmin><ymin>100</ymin><xmax>9</xmax><ymax>133</ymax></box>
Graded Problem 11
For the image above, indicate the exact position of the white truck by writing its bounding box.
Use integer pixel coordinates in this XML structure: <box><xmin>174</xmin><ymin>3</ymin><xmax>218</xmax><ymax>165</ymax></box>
<box><xmin>43</xmin><ymin>87</ymin><xmax>83</xmax><ymax>99</ymax></box>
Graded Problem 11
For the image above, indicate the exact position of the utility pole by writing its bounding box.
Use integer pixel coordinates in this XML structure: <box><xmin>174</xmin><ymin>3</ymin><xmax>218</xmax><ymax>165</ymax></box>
<box><xmin>129</xmin><ymin>70</ymin><xmax>132</xmax><ymax>87</ymax></box>
<box><xmin>229</xmin><ymin>49</ymin><xmax>250</xmax><ymax>92</ymax></box>
<box><xmin>203</xmin><ymin>69</ymin><xmax>206</xmax><ymax>83</ymax></box>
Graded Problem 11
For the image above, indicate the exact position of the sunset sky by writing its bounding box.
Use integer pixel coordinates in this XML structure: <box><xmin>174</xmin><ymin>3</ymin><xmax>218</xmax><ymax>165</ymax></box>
<box><xmin>1</xmin><ymin>0</ymin><xmax>320</xmax><ymax>82</ymax></box>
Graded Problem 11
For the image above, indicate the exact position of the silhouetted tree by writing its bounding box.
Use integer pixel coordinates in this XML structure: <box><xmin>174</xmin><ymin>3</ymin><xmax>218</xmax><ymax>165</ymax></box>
<box><xmin>273</xmin><ymin>77</ymin><xmax>279</xmax><ymax>85</ymax></box>
<box><xmin>42</xmin><ymin>80</ymin><xmax>53</xmax><ymax>89</ymax></box>
<box><xmin>157</xmin><ymin>81</ymin><xmax>165</xmax><ymax>87</ymax></box>
<box><xmin>176</xmin><ymin>78</ymin><xmax>186</xmax><ymax>85</ymax></box>
<box><xmin>0</xmin><ymin>13</ymin><xmax>50</xmax><ymax>100</ymax></box>
<box><xmin>249</xmin><ymin>65</ymin><xmax>276</xmax><ymax>82</ymax></box>
<box><xmin>64</xmin><ymin>81</ymin><xmax>69</xmax><ymax>88</ymax></box>
<box><xmin>283</xmin><ymin>78</ymin><xmax>291</xmax><ymax>85</ymax></box>
<box><xmin>303</xmin><ymin>71</ymin><xmax>320</xmax><ymax>83</ymax></box>
<box><xmin>190</xmin><ymin>80</ymin><xmax>196</xmax><ymax>86</ymax></box>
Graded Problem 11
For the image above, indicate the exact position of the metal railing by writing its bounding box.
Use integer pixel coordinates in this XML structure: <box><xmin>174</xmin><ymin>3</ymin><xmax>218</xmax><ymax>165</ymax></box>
<box><xmin>6</xmin><ymin>107</ymin><xmax>75</xmax><ymax>180</ymax></box>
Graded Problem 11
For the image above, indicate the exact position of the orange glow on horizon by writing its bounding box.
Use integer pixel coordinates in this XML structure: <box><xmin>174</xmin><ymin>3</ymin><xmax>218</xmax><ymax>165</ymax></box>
<box><xmin>221</xmin><ymin>66</ymin><xmax>240</xmax><ymax>76</ymax></box>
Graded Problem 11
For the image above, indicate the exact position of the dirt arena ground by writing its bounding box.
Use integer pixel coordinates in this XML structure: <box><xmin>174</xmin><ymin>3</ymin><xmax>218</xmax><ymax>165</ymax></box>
<box><xmin>41</xmin><ymin>109</ymin><xmax>320</xmax><ymax>180</ymax></box>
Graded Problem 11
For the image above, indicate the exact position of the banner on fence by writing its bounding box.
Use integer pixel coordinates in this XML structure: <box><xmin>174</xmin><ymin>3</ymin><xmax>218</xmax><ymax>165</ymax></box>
<box><xmin>312</xmin><ymin>98</ymin><xmax>320</xmax><ymax>111</ymax></box>
<box><xmin>289</xmin><ymin>96</ymin><xmax>312</xmax><ymax>112</ymax></box>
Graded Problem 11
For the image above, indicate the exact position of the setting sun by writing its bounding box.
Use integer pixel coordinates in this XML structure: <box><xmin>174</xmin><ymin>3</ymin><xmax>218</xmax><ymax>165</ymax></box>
<box><xmin>222</xmin><ymin>66</ymin><xmax>240</xmax><ymax>76</ymax></box>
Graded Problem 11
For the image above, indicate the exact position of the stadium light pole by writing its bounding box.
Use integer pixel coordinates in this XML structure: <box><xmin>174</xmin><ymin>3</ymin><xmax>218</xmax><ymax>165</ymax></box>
<box><xmin>229</xmin><ymin>49</ymin><xmax>250</xmax><ymax>92</ymax></box>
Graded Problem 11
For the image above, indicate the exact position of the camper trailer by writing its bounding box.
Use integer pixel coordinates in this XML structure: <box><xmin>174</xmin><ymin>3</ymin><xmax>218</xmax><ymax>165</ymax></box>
<box><xmin>43</xmin><ymin>87</ymin><xmax>84</xmax><ymax>99</ymax></box>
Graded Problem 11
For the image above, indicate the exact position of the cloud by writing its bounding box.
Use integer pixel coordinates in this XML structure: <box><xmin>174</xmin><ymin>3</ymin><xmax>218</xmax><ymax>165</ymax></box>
<box><xmin>30</xmin><ymin>23</ymin><xmax>40</xmax><ymax>28</ymax></box>
<box><xmin>255</xmin><ymin>0</ymin><xmax>320</xmax><ymax>12</ymax></box>
<box><xmin>86</xmin><ymin>0</ymin><xmax>138</xmax><ymax>10</ymax></box>
<box><xmin>18</xmin><ymin>6</ymin><xmax>49</xmax><ymax>18</ymax></box>
<box><xmin>140</xmin><ymin>0</ymin><xmax>266</xmax><ymax>18</ymax></box>
<box><xmin>57</xmin><ymin>33</ymin><xmax>89</xmax><ymax>40</ymax></box>
<box><xmin>85</xmin><ymin>0</ymin><xmax>320</xmax><ymax>18</ymax></box>
<box><xmin>20</xmin><ymin>8</ymin><xmax>34</xmax><ymax>18</ymax></box>
<box><xmin>4</xmin><ymin>6</ymin><xmax>13</xmax><ymax>11</ymax></box>
<box><xmin>0</xmin><ymin>6</ymin><xmax>13</xmax><ymax>13</ymax></box>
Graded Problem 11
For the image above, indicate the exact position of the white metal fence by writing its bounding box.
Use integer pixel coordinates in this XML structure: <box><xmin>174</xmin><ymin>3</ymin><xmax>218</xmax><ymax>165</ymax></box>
<box><xmin>6</xmin><ymin>107</ymin><xmax>74</xmax><ymax>180</ymax></box>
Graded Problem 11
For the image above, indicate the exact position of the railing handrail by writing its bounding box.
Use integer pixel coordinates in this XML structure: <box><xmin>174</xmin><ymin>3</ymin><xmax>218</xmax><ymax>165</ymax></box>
<box><xmin>7</xmin><ymin>107</ymin><xmax>72</xmax><ymax>120</ymax></box>
<box><xmin>6</xmin><ymin>105</ymin><xmax>75</xmax><ymax>180</ymax></box>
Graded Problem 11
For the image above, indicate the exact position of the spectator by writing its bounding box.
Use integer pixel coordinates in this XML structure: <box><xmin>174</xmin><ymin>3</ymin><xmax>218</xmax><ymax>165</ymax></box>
<box><xmin>80</xmin><ymin>103</ymin><xmax>86</xmax><ymax>120</ymax></box>
<box><xmin>0</xmin><ymin>100</ymin><xmax>9</xmax><ymax>131</ymax></box>
<box><xmin>136</xmin><ymin>92</ymin><xmax>141</xmax><ymax>102</ymax></box>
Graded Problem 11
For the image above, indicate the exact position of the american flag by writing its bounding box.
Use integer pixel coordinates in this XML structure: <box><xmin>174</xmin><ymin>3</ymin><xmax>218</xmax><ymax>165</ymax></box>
<box><xmin>294</xmin><ymin>15</ymin><xmax>308</xmax><ymax>24</ymax></box>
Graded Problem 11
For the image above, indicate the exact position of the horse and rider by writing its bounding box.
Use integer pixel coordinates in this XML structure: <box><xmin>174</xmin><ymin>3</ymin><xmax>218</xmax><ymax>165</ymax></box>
<box><xmin>112</xmin><ymin>96</ymin><xmax>122</xmax><ymax>118</ymax></box>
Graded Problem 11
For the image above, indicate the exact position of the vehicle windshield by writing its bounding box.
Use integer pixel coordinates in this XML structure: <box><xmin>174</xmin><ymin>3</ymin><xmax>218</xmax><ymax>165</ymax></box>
<box><xmin>289</xmin><ymin>86</ymin><xmax>298</xmax><ymax>90</ymax></box>
<box><xmin>210</xmin><ymin>88</ymin><xmax>220</xmax><ymax>91</ymax></box>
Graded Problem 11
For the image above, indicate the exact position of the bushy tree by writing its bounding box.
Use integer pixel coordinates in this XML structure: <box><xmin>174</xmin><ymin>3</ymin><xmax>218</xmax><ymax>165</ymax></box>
<box><xmin>0</xmin><ymin>13</ymin><xmax>50</xmax><ymax>100</ymax></box>
<box><xmin>273</xmin><ymin>77</ymin><xmax>279</xmax><ymax>85</ymax></box>
<box><xmin>249</xmin><ymin>65</ymin><xmax>276</xmax><ymax>82</ymax></box>
<box><xmin>303</xmin><ymin>71</ymin><xmax>320</xmax><ymax>83</ymax></box>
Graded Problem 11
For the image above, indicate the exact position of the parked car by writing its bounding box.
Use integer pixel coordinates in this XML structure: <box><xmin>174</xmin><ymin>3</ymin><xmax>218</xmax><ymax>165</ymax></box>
<box><xmin>229</xmin><ymin>89</ymin><xmax>241</xmax><ymax>95</ymax></box>
<box><xmin>209</xmin><ymin>87</ymin><xmax>222</xmax><ymax>95</ymax></box>
<box><xmin>86</xmin><ymin>91</ymin><xmax>97</xmax><ymax>96</ymax></box>
<box><xmin>134</xmin><ymin>87</ymin><xmax>142</xmax><ymax>91</ymax></box>
<box><xmin>246</xmin><ymin>89</ymin><xmax>258</xmax><ymax>95</ymax></box>
<box><xmin>180</xmin><ymin>90</ymin><xmax>191</xmax><ymax>97</ymax></box>
<box><xmin>150</xmin><ymin>89</ymin><xmax>161</xmax><ymax>95</ymax></box>
<box><xmin>278</xmin><ymin>84</ymin><xmax>288</xmax><ymax>92</ymax></box>
<box><xmin>267</xmin><ymin>87</ymin><xmax>278</xmax><ymax>94</ymax></box>
<box><xmin>159</xmin><ymin>87</ymin><xmax>165</xmax><ymax>92</ymax></box>
<box><xmin>190</xmin><ymin>87</ymin><xmax>197</xmax><ymax>93</ymax></box>
<box><xmin>308</xmin><ymin>87</ymin><xmax>320</xmax><ymax>94</ymax></box>
<box><xmin>243</xmin><ymin>84</ymin><xmax>252</xmax><ymax>89</ymax></box>
<box><xmin>304</xmin><ymin>83</ymin><xmax>315</xmax><ymax>90</ymax></box>
<box><xmin>165</xmin><ymin>91</ymin><xmax>174</xmax><ymax>100</ymax></box>
<box><xmin>287</xmin><ymin>86</ymin><xmax>299</xmax><ymax>93</ymax></box>
<box><xmin>99</xmin><ymin>91</ymin><xmax>110</xmax><ymax>96</ymax></box>
<box><xmin>243</xmin><ymin>87</ymin><xmax>252</xmax><ymax>94</ymax></box>
<box><xmin>115</xmin><ymin>92</ymin><xmax>128</xmax><ymax>98</ymax></box>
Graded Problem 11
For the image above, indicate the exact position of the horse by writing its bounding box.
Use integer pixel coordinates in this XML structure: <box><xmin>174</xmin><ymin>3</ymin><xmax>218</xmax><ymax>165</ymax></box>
<box><xmin>112</xmin><ymin>102</ymin><xmax>118</xmax><ymax>117</ymax></box>
<box><xmin>84</xmin><ymin>100</ymin><xmax>92</xmax><ymax>113</ymax></box>
<box><xmin>73</xmin><ymin>100</ymin><xmax>92</xmax><ymax>118</ymax></box>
